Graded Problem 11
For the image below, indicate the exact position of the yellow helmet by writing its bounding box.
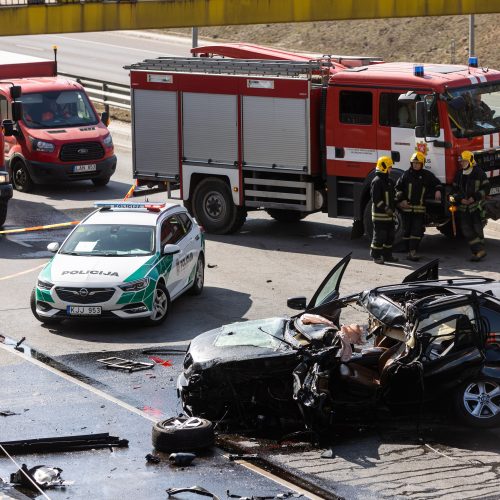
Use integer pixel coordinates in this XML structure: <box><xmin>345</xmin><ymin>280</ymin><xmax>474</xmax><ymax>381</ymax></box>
<box><xmin>460</xmin><ymin>150</ymin><xmax>476</xmax><ymax>168</ymax></box>
<box><xmin>410</xmin><ymin>151</ymin><xmax>426</xmax><ymax>165</ymax></box>
<box><xmin>376</xmin><ymin>156</ymin><xmax>394</xmax><ymax>174</ymax></box>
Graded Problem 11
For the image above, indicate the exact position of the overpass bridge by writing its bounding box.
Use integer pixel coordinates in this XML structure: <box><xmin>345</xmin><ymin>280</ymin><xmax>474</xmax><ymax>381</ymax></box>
<box><xmin>0</xmin><ymin>0</ymin><xmax>499</xmax><ymax>36</ymax></box>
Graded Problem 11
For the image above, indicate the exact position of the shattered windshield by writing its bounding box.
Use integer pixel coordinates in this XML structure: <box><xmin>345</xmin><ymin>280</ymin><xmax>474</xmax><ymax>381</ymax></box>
<box><xmin>22</xmin><ymin>90</ymin><xmax>99</xmax><ymax>129</ymax></box>
<box><xmin>60</xmin><ymin>224</ymin><xmax>155</xmax><ymax>256</ymax></box>
<box><xmin>447</xmin><ymin>83</ymin><xmax>500</xmax><ymax>137</ymax></box>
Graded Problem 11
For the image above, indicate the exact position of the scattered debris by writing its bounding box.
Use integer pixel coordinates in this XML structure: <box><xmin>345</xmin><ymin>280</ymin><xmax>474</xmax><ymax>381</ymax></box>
<box><xmin>145</xmin><ymin>453</ymin><xmax>161</xmax><ymax>464</ymax></box>
<box><xmin>14</xmin><ymin>337</ymin><xmax>26</xmax><ymax>352</ymax></box>
<box><xmin>148</xmin><ymin>356</ymin><xmax>173</xmax><ymax>367</ymax></box>
<box><xmin>142</xmin><ymin>348</ymin><xmax>187</xmax><ymax>355</ymax></box>
<box><xmin>0</xmin><ymin>433</ymin><xmax>128</xmax><ymax>454</ymax></box>
<box><xmin>10</xmin><ymin>464</ymin><xmax>74</xmax><ymax>490</ymax></box>
<box><xmin>166</xmin><ymin>486</ymin><xmax>219</xmax><ymax>499</ymax></box>
<box><xmin>320</xmin><ymin>448</ymin><xmax>335</xmax><ymax>459</ymax></box>
<box><xmin>266</xmin><ymin>280</ymin><xmax>272</xmax><ymax>283</ymax></box>
<box><xmin>169</xmin><ymin>452</ymin><xmax>196</xmax><ymax>466</ymax></box>
<box><xmin>0</xmin><ymin>410</ymin><xmax>18</xmax><ymax>417</ymax></box>
<box><xmin>227</xmin><ymin>492</ymin><xmax>301</xmax><ymax>500</ymax></box>
<box><xmin>207</xmin><ymin>264</ymin><xmax>218</xmax><ymax>269</ymax></box>
<box><xmin>228</xmin><ymin>454</ymin><xmax>259</xmax><ymax>462</ymax></box>
<box><xmin>97</xmin><ymin>357</ymin><xmax>154</xmax><ymax>372</ymax></box>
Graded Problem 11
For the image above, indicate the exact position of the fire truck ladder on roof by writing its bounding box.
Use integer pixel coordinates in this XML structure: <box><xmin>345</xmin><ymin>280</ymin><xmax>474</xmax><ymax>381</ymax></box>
<box><xmin>125</xmin><ymin>57</ymin><xmax>331</xmax><ymax>79</ymax></box>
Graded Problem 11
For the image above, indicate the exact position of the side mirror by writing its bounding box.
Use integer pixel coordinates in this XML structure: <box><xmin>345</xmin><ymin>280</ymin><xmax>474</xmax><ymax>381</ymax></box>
<box><xmin>2</xmin><ymin>120</ymin><xmax>15</xmax><ymax>137</ymax></box>
<box><xmin>162</xmin><ymin>243</ymin><xmax>180</xmax><ymax>255</ymax></box>
<box><xmin>101</xmin><ymin>111</ymin><xmax>110</xmax><ymax>127</ymax></box>
<box><xmin>11</xmin><ymin>101</ymin><xmax>23</xmax><ymax>122</ymax></box>
<box><xmin>10</xmin><ymin>85</ymin><xmax>21</xmax><ymax>100</ymax></box>
<box><xmin>415</xmin><ymin>125</ymin><xmax>425</xmax><ymax>138</ymax></box>
<box><xmin>47</xmin><ymin>242</ymin><xmax>60</xmax><ymax>253</ymax></box>
<box><xmin>287</xmin><ymin>296</ymin><xmax>307</xmax><ymax>310</ymax></box>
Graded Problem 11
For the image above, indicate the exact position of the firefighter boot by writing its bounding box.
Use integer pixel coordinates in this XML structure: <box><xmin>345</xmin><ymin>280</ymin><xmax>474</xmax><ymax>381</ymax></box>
<box><xmin>470</xmin><ymin>250</ymin><xmax>487</xmax><ymax>262</ymax></box>
<box><xmin>407</xmin><ymin>250</ymin><xmax>420</xmax><ymax>262</ymax></box>
<box><xmin>373</xmin><ymin>256</ymin><xmax>384</xmax><ymax>265</ymax></box>
<box><xmin>384</xmin><ymin>255</ymin><xmax>399</xmax><ymax>263</ymax></box>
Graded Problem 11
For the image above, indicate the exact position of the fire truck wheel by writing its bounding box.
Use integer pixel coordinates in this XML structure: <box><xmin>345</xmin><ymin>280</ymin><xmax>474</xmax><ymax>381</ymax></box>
<box><xmin>0</xmin><ymin>201</ymin><xmax>7</xmax><ymax>227</ymax></box>
<box><xmin>12</xmin><ymin>160</ymin><xmax>34</xmax><ymax>193</ymax></box>
<box><xmin>92</xmin><ymin>176</ymin><xmax>111</xmax><ymax>187</ymax></box>
<box><xmin>265</xmin><ymin>209</ymin><xmax>307</xmax><ymax>223</ymax></box>
<box><xmin>192</xmin><ymin>178</ymin><xmax>240</xmax><ymax>234</ymax></box>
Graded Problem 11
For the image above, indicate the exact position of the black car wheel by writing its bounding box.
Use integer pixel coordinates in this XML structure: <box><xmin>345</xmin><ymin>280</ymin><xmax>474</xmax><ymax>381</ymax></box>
<box><xmin>12</xmin><ymin>160</ymin><xmax>34</xmax><ymax>193</ymax></box>
<box><xmin>92</xmin><ymin>176</ymin><xmax>111</xmax><ymax>187</ymax></box>
<box><xmin>189</xmin><ymin>255</ymin><xmax>204</xmax><ymax>296</ymax></box>
<box><xmin>30</xmin><ymin>288</ymin><xmax>62</xmax><ymax>325</ymax></box>
<box><xmin>152</xmin><ymin>416</ymin><xmax>214</xmax><ymax>452</ymax></box>
<box><xmin>454</xmin><ymin>378</ymin><xmax>500</xmax><ymax>428</ymax></box>
<box><xmin>144</xmin><ymin>282</ymin><xmax>170</xmax><ymax>326</ymax></box>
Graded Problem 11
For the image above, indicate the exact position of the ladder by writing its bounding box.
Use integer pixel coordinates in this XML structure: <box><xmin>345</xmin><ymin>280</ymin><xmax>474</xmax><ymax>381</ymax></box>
<box><xmin>125</xmin><ymin>57</ymin><xmax>331</xmax><ymax>79</ymax></box>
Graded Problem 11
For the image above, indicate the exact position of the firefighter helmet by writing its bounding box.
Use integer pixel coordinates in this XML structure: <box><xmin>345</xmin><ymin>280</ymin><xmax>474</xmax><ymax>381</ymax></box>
<box><xmin>460</xmin><ymin>150</ymin><xmax>476</xmax><ymax>169</ymax></box>
<box><xmin>410</xmin><ymin>151</ymin><xmax>426</xmax><ymax>165</ymax></box>
<box><xmin>376</xmin><ymin>156</ymin><xmax>394</xmax><ymax>174</ymax></box>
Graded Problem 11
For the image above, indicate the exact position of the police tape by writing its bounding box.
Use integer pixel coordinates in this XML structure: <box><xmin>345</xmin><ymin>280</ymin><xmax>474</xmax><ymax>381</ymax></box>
<box><xmin>0</xmin><ymin>221</ymin><xmax>79</xmax><ymax>235</ymax></box>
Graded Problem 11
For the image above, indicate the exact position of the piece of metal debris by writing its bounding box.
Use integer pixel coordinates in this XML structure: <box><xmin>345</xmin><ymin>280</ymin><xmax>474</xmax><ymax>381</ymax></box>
<box><xmin>0</xmin><ymin>410</ymin><xmax>18</xmax><ymax>417</ymax></box>
<box><xmin>169</xmin><ymin>452</ymin><xmax>196</xmax><ymax>466</ymax></box>
<box><xmin>145</xmin><ymin>454</ymin><xmax>161</xmax><ymax>464</ymax></box>
<box><xmin>228</xmin><ymin>454</ymin><xmax>259</xmax><ymax>461</ymax></box>
<box><xmin>10</xmin><ymin>465</ymin><xmax>74</xmax><ymax>490</ymax></box>
<box><xmin>207</xmin><ymin>264</ymin><xmax>218</xmax><ymax>269</ymax></box>
<box><xmin>97</xmin><ymin>357</ymin><xmax>154</xmax><ymax>372</ymax></box>
<box><xmin>0</xmin><ymin>433</ymin><xmax>128</xmax><ymax>454</ymax></box>
<box><xmin>166</xmin><ymin>486</ymin><xmax>220</xmax><ymax>499</ymax></box>
<box><xmin>320</xmin><ymin>448</ymin><xmax>335</xmax><ymax>459</ymax></box>
<box><xmin>227</xmin><ymin>492</ymin><xmax>302</xmax><ymax>500</ymax></box>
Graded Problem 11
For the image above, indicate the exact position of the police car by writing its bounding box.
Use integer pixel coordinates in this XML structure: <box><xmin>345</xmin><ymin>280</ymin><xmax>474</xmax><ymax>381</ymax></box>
<box><xmin>31</xmin><ymin>202</ymin><xmax>205</xmax><ymax>326</ymax></box>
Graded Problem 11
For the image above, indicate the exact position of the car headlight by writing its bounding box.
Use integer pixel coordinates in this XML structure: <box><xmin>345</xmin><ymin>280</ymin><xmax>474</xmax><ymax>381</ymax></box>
<box><xmin>103</xmin><ymin>134</ymin><xmax>113</xmax><ymax>148</ymax></box>
<box><xmin>37</xmin><ymin>279</ymin><xmax>54</xmax><ymax>290</ymax></box>
<box><xmin>119</xmin><ymin>278</ymin><xmax>150</xmax><ymax>292</ymax></box>
<box><xmin>0</xmin><ymin>173</ymin><xmax>9</xmax><ymax>183</ymax></box>
<box><xmin>31</xmin><ymin>138</ymin><xmax>55</xmax><ymax>153</ymax></box>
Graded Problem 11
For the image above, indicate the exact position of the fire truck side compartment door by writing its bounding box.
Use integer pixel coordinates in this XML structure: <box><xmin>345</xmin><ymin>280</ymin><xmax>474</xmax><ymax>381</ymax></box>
<box><xmin>182</xmin><ymin>93</ymin><xmax>238</xmax><ymax>165</ymax></box>
<box><xmin>132</xmin><ymin>89</ymin><xmax>179</xmax><ymax>179</ymax></box>
<box><xmin>242</xmin><ymin>96</ymin><xmax>309</xmax><ymax>171</ymax></box>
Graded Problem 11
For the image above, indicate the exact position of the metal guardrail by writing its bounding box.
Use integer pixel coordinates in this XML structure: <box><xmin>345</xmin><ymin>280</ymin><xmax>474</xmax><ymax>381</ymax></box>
<box><xmin>59</xmin><ymin>72</ymin><xmax>131</xmax><ymax>112</ymax></box>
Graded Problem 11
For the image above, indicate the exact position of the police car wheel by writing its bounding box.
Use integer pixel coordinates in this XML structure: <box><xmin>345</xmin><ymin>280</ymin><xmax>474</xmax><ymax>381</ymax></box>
<box><xmin>12</xmin><ymin>160</ymin><xmax>34</xmax><ymax>193</ymax></box>
<box><xmin>145</xmin><ymin>282</ymin><xmax>170</xmax><ymax>326</ymax></box>
<box><xmin>30</xmin><ymin>288</ymin><xmax>62</xmax><ymax>325</ymax></box>
<box><xmin>189</xmin><ymin>255</ymin><xmax>204</xmax><ymax>296</ymax></box>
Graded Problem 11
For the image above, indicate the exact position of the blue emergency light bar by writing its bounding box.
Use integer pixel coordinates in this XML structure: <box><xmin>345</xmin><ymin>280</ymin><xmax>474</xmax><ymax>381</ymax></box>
<box><xmin>414</xmin><ymin>65</ymin><xmax>424</xmax><ymax>77</ymax></box>
<box><xmin>94</xmin><ymin>202</ymin><xmax>166</xmax><ymax>211</ymax></box>
<box><xmin>468</xmin><ymin>56</ymin><xmax>479</xmax><ymax>68</ymax></box>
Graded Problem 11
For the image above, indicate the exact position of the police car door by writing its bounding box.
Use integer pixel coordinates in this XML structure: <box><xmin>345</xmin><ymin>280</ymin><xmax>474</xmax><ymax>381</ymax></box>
<box><xmin>158</xmin><ymin>214</ymin><xmax>188</xmax><ymax>299</ymax></box>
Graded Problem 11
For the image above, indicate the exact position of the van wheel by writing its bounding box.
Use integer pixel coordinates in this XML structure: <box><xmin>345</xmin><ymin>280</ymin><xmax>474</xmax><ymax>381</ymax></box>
<box><xmin>144</xmin><ymin>282</ymin><xmax>170</xmax><ymax>326</ymax></box>
<box><xmin>454</xmin><ymin>378</ymin><xmax>500</xmax><ymax>428</ymax></box>
<box><xmin>12</xmin><ymin>160</ymin><xmax>34</xmax><ymax>193</ymax></box>
<box><xmin>266</xmin><ymin>209</ymin><xmax>307</xmax><ymax>223</ymax></box>
<box><xmin>92</xmin><ymin>176</ymin><xmax>111</xmax><ymax>187</ymax></box>
<box><xmin>192</xmin><ymin>178</ymin><xmax>244</xmax><ymax>234</ymax></box>
<box><xmin>0</xmin><ymin>201</ymin><xmax>7</xmax><ymax>227</ymax></box>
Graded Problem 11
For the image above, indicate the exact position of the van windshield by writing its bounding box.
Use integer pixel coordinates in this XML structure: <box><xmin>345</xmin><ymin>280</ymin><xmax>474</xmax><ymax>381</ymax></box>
<box><xmin>447</xmin><ymin>83</ymin><xmax>500</xmax><ymax>138</ymax></box>
<box><xmin>22</xmin><ymin>90</ymin><xmax>99</xmax><ymax>129</ymax></box>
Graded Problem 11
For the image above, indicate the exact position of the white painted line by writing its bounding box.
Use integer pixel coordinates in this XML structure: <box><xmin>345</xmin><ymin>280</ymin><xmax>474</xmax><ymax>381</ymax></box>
<box><xmin>14</xmin><ymin>44</ymin><xmax>44</xmax><ymax>52</ymax></box>
<box><xmin>0</xmin><ymin>263</ymin><xmax>45</xmax><ymax>281</ymax></box>
<box><xmin>5</xmin><ymin>235</ymin><xmax>33</xmax><ymax>248</ymax></box>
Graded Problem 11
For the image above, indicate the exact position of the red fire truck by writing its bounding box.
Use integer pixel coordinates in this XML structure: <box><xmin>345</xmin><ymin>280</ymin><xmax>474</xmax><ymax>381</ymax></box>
<box><xmin>0</xmin><ymin>51</ymin><xmax>116</xmax><ymax>193</ymax></box>
<box><xmin>127</xmin><ymin>44</ymin><xmax>500</xmax><ymax>237</ymax></box>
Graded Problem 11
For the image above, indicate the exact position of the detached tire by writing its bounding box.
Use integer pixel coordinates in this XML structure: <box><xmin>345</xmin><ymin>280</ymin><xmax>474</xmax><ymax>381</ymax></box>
<box><xmin>266</xmin><ymin>209</ymin><xmax>307</xmax><ymax>223</ymax></box>
<box><xmin>152</xmin><ymin>416</ymin><xmax>214</xmax><ymax>452</ymax></box>
<box><xmin>454</xmin><ymin>378</ymin><xmax>500</xmax><ymax>428</ymax></box>
<box><xmin>192</xmin><ymin>178</ymin><xmax>246</xmax><ymax>234</ymax></box>
<box><xmin>0</xmin><ymin>201</ymin><xmax>7</xmax><ymax>227</ymax></box>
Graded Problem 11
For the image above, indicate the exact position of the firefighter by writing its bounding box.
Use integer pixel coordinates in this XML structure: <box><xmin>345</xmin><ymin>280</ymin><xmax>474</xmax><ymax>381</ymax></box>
<box><xmin>395</xmin><ymin>151</ymin><xmax>442</xmax><ymax>261</ymax></box>
<box><xmin>450</xmin><ymin>150</ymin><xmax>490</xmax><ymax>261</ymax></box>
<box><xmin>370</xmin><ymin>156</ymin><xmax>398</xmax><ymax>265</ymax></box>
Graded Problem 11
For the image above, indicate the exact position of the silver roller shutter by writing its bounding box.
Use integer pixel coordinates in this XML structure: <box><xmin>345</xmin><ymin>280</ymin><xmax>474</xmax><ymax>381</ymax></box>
<box><xmin>243</xmin><ymin>96</ymin><xmax>309</xmax><ymax>171</ymax></box>
<box><xmin>132</xmin><ymin>89</ymin><xmax>179</xmax><ymax>179</ymax></box>
<box><xmin>182</xmin><ymin>93</ymin><xmax>238</xmax><ymax>165</ymax></box>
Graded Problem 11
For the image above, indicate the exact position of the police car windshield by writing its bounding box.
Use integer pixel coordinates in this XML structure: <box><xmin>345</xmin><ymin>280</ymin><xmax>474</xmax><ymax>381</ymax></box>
<box><xmin>447</xmin><ymin>83</ymin><xmax>500</xmax><ymax>138</ymax></box>
<box><xmin>60</xmin><ymin>224</ymin><xmax>155</xmax><ymax>256</ymax></box>
<box><xmin>21</xmin><ymin>90</ymin><xmax>99</xmax><ymax>129</ymax></box>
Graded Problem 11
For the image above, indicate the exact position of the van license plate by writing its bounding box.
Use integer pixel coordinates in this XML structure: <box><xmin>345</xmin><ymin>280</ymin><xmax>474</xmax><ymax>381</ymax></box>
<box><xmin>490</xmin><ymin>186</ymin><xmax>500</xmax><ymax>196</ymax></box>
<box><xmin>73</xmin><ymin>164</ymin><xmax>97</xmax><ymax>173</ymax></box>
<box><xmin>67</xmin><ymin>306</ymin><xmax>101</xmax><ymax>316</ymax></box>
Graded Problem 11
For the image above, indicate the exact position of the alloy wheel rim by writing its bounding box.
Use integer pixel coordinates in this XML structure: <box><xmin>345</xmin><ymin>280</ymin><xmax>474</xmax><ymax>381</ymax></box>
<box><xmin>14</xmin><ymin>167</ymin><xmax>27</xmax><ymax>188</ymax></box>
<box><xmin>463</xmin><ymin>381</ymin><xmax>500</xmax><ymax>419</ymax></box>
<box><xmin>151</xmin><ymin>288</ymin><xmax>168</xmax><ymax>320</ymax></box>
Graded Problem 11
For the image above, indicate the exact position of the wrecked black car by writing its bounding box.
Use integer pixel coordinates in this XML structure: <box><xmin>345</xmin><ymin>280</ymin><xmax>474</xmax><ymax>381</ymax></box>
<box><xmin>178</xmin><ymin>255</ymin><xmax>500</xmax><ymax>432</ymax></box>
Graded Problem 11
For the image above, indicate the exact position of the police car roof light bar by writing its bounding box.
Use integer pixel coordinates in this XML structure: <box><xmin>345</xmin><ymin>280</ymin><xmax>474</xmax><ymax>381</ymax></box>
<box><xmin>94</xmin><ymin>202</ymin><xmax>166</xmax><ymax>212</ymax></box>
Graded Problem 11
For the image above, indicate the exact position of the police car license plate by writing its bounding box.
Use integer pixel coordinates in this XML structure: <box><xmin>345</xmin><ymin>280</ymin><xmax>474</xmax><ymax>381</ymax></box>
<box><xmin>67</xmin><ymin>306</ymin><xmax>101</xmax><ymax>316</ymax></box>
<box><xmin>73</xmin><ymin>164</ymin><xmax>97</xmax><ymax>173</ymax></box>
<box><xmin>490</xmin><ymin>186</ymin><xmax>500</xmax><ymax>196</ymax></box>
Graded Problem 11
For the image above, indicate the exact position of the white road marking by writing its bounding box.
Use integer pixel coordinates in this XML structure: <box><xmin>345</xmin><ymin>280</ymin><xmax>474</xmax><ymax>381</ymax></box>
<box><xmin>5</xmin><ymin>235</ymin><xmax>32</xmax><ymax>248</ymax></box>
<box><xmin>15</xmin><ymin>44</ymin><xmax>44</xmax><ymax>51</ymax></box>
